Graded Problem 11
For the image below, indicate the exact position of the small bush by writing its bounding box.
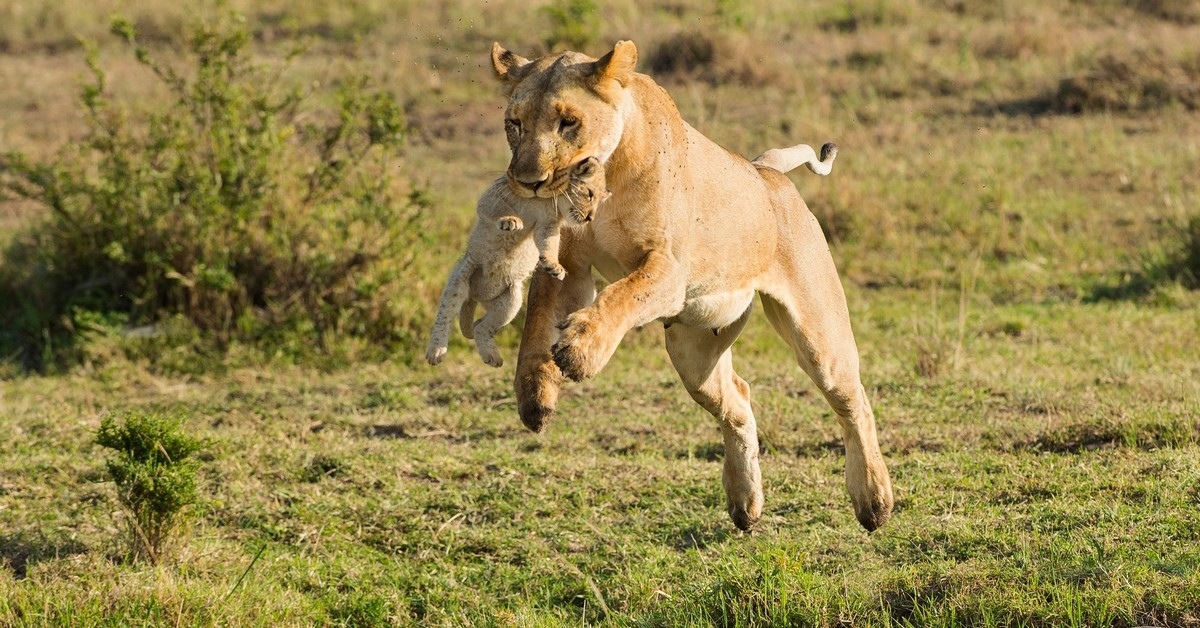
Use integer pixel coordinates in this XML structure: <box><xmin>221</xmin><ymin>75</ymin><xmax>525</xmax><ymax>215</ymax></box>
<box><xmin>96</xmin><ymin>411</ymin><xmax>205</xmax><ymax>563</ymax></box>
<box><xmin>0</xmin><ymin>10</ymin><xmax>424</xmax><ymax>371</ymax></box>
<box><xmin>1089</xmin><ymin>212</ymin><xmax>1200</xmax><ymax>300</ymax></box>
<box><xmin>1052</xmin><ymin>48</ymin><xmax>1200</xmax><ymax>113</ymax></box>
<box><xmin>1164</xmin><ymin>214</ymin><xmax>1200</xmax><ymax>288</ymax></box>
<box><xmin>301</xmin><ymin>453</ymin><xmax>344</xmax><ymax>483</ymax></box>
<box><xmin>646</xmin><ymin>30</ymin><xmax>779</xmax><ymax>87</ymax></box>
<box><xmin>817</xmin><ymin>0</ymin><xmax>913</xmax><ymax>32</ymax></box>
<box><xmin>540</xmin><ymin>0</ymin><xmax>602</xmax><ymax>52</ymax></box>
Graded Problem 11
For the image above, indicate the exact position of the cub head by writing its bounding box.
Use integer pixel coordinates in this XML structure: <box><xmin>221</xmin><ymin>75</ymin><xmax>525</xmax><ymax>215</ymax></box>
<box><xmin>563</xmin><ymin>156</ymin><xmax>609</xmax><ymax>224</ymax></box>
<box><xmin>490</xmin><ymin>41</ymin><xmax>636</xmax><ymax>200</ymax></box>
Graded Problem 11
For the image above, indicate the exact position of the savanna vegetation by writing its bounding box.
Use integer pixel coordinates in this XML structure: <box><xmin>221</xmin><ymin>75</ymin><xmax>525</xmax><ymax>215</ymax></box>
<box><xmin>1</xmin><ymin>0</ymin><xmax>1198</xmax><ymax>625</ymax></box>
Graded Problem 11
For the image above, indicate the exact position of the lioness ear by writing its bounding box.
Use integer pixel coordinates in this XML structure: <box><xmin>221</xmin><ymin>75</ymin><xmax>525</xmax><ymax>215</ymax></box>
<box><xmin>491</xmin><ymin>42</ymin><xmax>529</xmax><ymax>82</ymax></box>
<box><xmin>593</xmin><ymin>40</ymin><xmax>637</xmax><ymax>86</ymax></box>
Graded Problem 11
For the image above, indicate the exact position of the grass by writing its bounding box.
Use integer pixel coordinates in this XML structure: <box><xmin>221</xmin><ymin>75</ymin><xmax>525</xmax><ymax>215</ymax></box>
<box><xmin>2</xmin><ymin>0</ymin><xmax>1200</xmax><ymax>625</ymax></box>
<box><xmin>2</xmin><ymin>296</ymin><xmax>1197</xmax><ymax>625</ymax></box>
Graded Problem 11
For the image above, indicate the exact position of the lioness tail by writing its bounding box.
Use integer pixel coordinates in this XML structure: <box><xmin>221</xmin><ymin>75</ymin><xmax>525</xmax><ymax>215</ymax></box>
<box><xmin>752</xmin><ymin>142</ymin><xmax>838</xmax><ymax>176</ymax></box>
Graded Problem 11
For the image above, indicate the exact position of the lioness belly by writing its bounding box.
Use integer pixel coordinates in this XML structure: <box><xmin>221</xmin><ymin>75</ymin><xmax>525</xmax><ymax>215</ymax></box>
<box><xmin>664</xmin><ymin>289</ymin><xmax>755</xmax><ymax>330</ymax></box>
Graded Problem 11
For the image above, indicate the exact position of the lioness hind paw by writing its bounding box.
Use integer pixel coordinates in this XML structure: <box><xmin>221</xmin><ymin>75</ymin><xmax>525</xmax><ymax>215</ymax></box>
<box><xmin>729</xmin><ymin>506</ymin><xmax>760</xmax><ymax>531</ymax></box>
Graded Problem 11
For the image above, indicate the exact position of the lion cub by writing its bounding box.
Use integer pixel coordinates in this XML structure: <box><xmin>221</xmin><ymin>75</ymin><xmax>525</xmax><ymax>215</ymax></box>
<box><xmin>426</xmin><ymin>157</ymin><xmax>608</xmax><ymax>368</ymax></box>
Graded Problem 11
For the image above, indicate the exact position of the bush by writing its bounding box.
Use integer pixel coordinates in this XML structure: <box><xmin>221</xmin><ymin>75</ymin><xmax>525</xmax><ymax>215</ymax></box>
<box><xmin>1053</xmin><ymin>48</ymin><xmax>1200</xmax><ymax>113</ymax></box>
<box><xmin>96</xmin><ymin>411</ymin><xmax>205</xmax><ymax>563</ymax></box>
<box><xmin>1162</xmin><ymin>213</ymin><xmax>1200</xmax><ymax>288</ymax></box>
<box><xmin>540</xmin><ymin>0</ymin><xmax>602</xmax><ymax>52</ymax></box>
<box><xmin>0</xmin><ymin>10</ymin><xmax>425</xmax><ymax>371</ymax></box>
<box><xmin>646</xmin><ymin>29</ymin><xmax>779</xmax><ymax>87</ymax></box>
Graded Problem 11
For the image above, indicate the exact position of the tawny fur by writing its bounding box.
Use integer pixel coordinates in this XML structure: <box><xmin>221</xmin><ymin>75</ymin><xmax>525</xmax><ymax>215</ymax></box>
<box><xmin>426</xmin><ymin>158</ymin><xmax>607</xmax><ymax>368</ymax></box>
<box><xmin>492</xmin><ymin>40</ymin><xmax>894</xmax><ymax>532</ymax></box>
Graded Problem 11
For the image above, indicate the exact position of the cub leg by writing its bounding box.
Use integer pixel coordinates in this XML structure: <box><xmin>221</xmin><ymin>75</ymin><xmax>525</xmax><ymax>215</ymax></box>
<box><xmin>472</xmin><ymin>282</ymin><xmax>524</xmax><ymax>368</ymax></box>
<box><xmin>533</xmin><ymin>218</ymin><xmax>566</xmax><ymax>280</ymax></box>
<box><xmin>426</xmin><ymin>256</ymin><xmax>475</xmax><ymax>365</ymax></box>
<box><xmin>458</xmin><ymin>298</ymin><xmax>478</xmax><ymax>339</ymax></box>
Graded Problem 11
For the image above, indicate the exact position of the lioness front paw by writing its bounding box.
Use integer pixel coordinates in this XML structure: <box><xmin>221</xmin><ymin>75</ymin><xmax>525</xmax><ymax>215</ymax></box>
<box><xmin>516</xmin><ymin>360</ymin><xmax>562</xmax><ymax>433</ymax></box>
<box><xmin>551</xmin><ymin>309</ymin><xmax>612</xmax><ymax>382</ymax></box>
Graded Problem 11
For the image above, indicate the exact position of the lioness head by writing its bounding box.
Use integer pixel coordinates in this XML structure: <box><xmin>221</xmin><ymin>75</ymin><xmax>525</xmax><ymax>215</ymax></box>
<box><xmin>490</xmin><ymin>41</ymin><xmax>637</xmax><ymax>201</ymax></box>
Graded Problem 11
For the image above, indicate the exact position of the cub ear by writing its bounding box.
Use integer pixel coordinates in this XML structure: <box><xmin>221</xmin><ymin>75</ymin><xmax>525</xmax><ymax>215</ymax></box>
<box><xmin>491</xmin><ymin>42</ymin><xmax>530</xmax><ymax>82</ymax></box>
<box><xmin>593</xmin><ymin>40</ymin><xmax>637</xmax><ymax>86</ymax></box>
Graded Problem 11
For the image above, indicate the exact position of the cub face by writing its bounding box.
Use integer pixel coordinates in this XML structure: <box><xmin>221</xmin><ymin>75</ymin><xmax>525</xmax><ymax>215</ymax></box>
<box><xmin>490</xmin><ymin>41</ymin><xmax>637</xmax><ymax>200</ymax></box>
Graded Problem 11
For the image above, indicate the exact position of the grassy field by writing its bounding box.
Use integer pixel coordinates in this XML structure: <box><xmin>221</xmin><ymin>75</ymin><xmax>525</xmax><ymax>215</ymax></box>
<box><xmin>2</xmin><ymin>0</ymin><xmax>1200</xmax><ymax>625</ymax></box>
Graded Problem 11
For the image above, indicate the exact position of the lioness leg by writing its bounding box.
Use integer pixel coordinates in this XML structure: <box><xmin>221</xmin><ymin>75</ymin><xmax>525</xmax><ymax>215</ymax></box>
<box><xmin>514</xmin><ymin>257</ymin><xmax>596</xmax><ymax>432</ymax></box>
<box><xmin>553</xmin><ymin>250</ymin><xmax>686</xmax><ymax>381</ymax></box>
<box><xmin>758</xmin><ymin>290</ymin><xmax>893</xmax><ymax>532</ymax></box>
<box><xmin>665</xmin><ymin>304</ymin><xmax>762</xmax><ymax>531</ymax></box>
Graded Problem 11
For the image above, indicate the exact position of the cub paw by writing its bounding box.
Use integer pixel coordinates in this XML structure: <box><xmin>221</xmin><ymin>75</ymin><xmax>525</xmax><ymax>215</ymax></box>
<box><xmin>540</xmin><ymin>259</ymin><xmax>567</xmax><ymax>280</ymax></box>
<box><xmin>498</xmin><ymin>216</ymin><xmax>523</xmax><ymax>231</ymax></box>
<box><xmin>426</xmin><ymin>346</ymin><xmax>447</xmax><ymax>366</ymax></box>
<box><xmin>477</xmin><ymin>345</ymin><xmax>504</xmax><ymax>368</ymax></box>
<box><xmin>475</xmin><ymin>335</ymin><xmax>504</xmax><ymax>368</ymax></box>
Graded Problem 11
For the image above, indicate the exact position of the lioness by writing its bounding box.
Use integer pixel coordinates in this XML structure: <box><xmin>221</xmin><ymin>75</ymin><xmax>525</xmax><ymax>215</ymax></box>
<box><xmin>493</xmin><ymin>41</ymin><xmax>893</xmax><ymax>531</ymax></box>
<box><xmin>426</xmin><ymin>157</ymin><xmax>608</xmax><ymax>368</ymax></box>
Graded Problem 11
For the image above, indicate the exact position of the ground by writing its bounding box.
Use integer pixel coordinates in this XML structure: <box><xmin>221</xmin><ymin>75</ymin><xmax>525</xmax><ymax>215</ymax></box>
<box><xmin>1</xmin><ymin>0</ymin><xmax>1199</xmax><ymax>625</ymax></box>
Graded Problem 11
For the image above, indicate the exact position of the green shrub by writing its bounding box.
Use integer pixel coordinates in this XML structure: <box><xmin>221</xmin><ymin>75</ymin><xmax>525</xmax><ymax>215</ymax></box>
<box><xmin>96</xmin><ymin>411</ymin><xmax>205</xmax><ymax>563</ymax></box>
<box><xmin>1158</xmin><ymin>213</ymin><xmax>1200</xmax><ymax>289</ymax></box>
<box><xmin>540</xmin><ymin>0</ymin><xmax>602</xmax><ymax>52</ymax></box>
<box><xmin>0</xmin><ymin>10</ymin><xmax>424</xmax><ymax>371</ymax></box>
<box><xmin>1053</xmin><ymin>48</ymin><xmax>1200</xmax><ymax>113</ymax></box>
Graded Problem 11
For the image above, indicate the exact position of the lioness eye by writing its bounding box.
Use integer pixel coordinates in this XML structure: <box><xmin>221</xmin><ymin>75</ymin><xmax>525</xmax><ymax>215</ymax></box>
<box><xmin>559</xmin><ymin>116</ymin><xmax>579</xmax><ymax>132</ymax></box>
<box><xmin>505</xmin><ymin>118</ymin><xmax>521</xmax><ymax>131</ymax></box>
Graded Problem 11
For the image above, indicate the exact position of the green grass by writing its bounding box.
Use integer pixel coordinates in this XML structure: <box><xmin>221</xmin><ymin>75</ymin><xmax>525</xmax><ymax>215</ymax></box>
<box><xmin>2</xmin><ymin>0</ymin><xmax>1200</xmax><ymax>625</ymax></box>
<box><xmin>2</xmin><ymin>296</ymin><xmax>1198</xmax><ymax>624</ymax></box>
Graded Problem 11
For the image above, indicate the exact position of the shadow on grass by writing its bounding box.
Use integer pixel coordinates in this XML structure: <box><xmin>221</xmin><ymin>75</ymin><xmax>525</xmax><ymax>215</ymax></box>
<box><xmin>880</xmin><ymin>573</ymin><xmax>956</xmax><ymax>625</ymax></box>
<box><xmin>363</xmin><ymin>423</ymin><xmax>525</xmax><ymax>443</ymax></box>
<box><xmin>1083</xmin><ymin>273</ymin><xmax>1158</xmax><ymax>303</ymax></box>
<box><xmin>672</xmin><ymin>524</ymin><xmax>733</xmax><ymax>552</ymax></box>
<box><xmin>1019</xmin><ymin>417</ymin><xmax>1199</xmax><ymax>453</ymax></box>
<box><xmin>0</xmin><ymin>531</ymin><xmax>89</xmax><ymax>579</ymax></box>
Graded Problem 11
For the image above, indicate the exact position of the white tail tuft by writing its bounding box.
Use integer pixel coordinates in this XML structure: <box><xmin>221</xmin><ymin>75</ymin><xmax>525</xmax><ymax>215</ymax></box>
<box><xmin>752</xmin><ymin>142</ymin><xmax>839</xmax><ymax>176</ymax></box>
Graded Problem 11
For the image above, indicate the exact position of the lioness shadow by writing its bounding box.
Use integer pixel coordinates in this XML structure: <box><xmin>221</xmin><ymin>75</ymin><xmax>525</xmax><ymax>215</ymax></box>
<box><xmin>0</xmin><ymin>531</ymin><xmax>89</xmax><ymax>579</ymax></box>
<box><xmin>672</xmin><ymin>524</ymin><xmax>733</xmax><ymax>552</ymax></box>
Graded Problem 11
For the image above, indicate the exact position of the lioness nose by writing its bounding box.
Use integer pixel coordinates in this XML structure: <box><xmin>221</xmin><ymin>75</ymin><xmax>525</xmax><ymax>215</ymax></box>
<box><xmin>514</xmin><ymin>172</ymin><xmax>550</xmax><ymax>192</ymax></box>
